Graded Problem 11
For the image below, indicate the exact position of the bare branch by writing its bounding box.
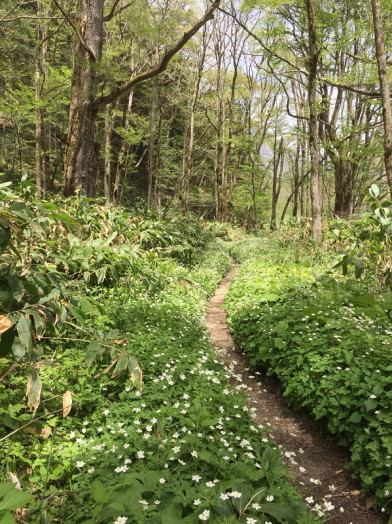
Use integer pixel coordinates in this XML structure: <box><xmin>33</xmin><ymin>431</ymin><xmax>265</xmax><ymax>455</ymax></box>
<box><xmin>92</xmin><ymin>1</ymin><xmax>221</xmax><ymax>107</ymax></box>
<box><xmin>219</xmin><ymin>7</ymin><xmax>382</xmax><ymax>99</ymax></box>
<box><xmin>0</xmin><ymin>16</ymin><xmax>63</xmax><ymax>22</ymax></box>
<box><xmin>103</xmin><ymin>0</ymin><xmax>135</xmax><ymax>22</ymax></box>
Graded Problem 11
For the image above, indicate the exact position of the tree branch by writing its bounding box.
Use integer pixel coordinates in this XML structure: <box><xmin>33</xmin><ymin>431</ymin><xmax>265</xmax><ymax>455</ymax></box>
<box><xmin>103</xmin><ymin>0</ymin><xmax>135</xmax><ymax>22</ymax></box>
<box><xmin>92</xmin><ymin>0</ymin><xmax>221</xmax><ymax>108</ymax></box>
<box><xmin>219</xmin><ymin>7</ymin><xmax>382</xmax><ymax>99</ymax></box>
<box><xmin>51</xmin><ymin>0</ymin><xmax>96</xmax><ymax>61</ymax></box>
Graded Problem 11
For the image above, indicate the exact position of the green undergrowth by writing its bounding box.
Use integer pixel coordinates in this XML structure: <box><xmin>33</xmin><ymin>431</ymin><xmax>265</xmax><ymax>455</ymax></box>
<box><xmin>226</xmin><ymin>236</ymin><xmax>392</xmax><ymax>515</ymax></box>
<box><xmin>0</xmin><ymin>211</ymin><xmax>311</xmax><ymax>523</ymax></box>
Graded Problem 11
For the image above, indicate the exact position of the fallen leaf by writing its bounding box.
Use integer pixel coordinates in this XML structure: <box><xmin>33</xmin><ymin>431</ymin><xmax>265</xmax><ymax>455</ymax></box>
<box><xmin>365</xmin><ymin>496</ymin><xmax>374</xmax><ymax>509</ymax></box>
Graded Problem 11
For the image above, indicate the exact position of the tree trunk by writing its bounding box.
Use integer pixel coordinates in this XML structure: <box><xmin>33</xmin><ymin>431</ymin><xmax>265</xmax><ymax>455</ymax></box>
<box><xmin>35</xmin><ymin>1</ymin><xmax>48</xmax><ymax>198</ymax></box>
<box><xmin>270</xmin><ymin>135</ymin><xmax>284</xmax><ymax>231</ymax></box>
<box><xmin>370</xmin><ymin>0</ymin><xmax>392</xmax><ymax>198</ymax></box>
<box><xmin>306</xmin><ymin>0</ymin><xmax>322</xmax><ymax>241</ymax></box>
<box><xmin>147</xmin><ymin>63</ymin><xmax>158</xmax><ymax>210</ymax></box>
<box><xmin>333</xmin><ymin>159</ymin><xmax>355</xmax><ymax>217</ymax></box>
<box><xmin>113</xmin><ymin>91</ymin><xmax>134</xmax><ymax>205</ymax></box>
<box><xmin>63</xmin><ymin>0</ymin><xmax>104</xmax><ymax>197</ymax></box>
<box><xmin>181</xmin><ymin>28</ymin><xmax>208</xmax><ymax>216</ymax></box>
<box><xmin>103</xmin><ymin>104</ymin><xmax>112</xmax><ymax>204</ymax></box>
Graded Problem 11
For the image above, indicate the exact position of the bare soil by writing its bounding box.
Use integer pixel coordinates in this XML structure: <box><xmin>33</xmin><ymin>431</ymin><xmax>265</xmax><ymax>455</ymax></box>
<box><xmin>206</xmin><ymin>264</ymin><xmax>388</xmax><ymax>524</ymax></box>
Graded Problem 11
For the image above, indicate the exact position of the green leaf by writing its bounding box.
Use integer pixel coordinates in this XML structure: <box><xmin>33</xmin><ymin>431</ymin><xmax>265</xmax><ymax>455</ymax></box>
<box><xmin>0</xmin><ymin>328</ymin><xmax>15</xmax><ymax>358</ymax></box>
<box><xmin>160</xmin><ymin>502</ymin><xmax>184</xmax><ymax>524</ymax></box>
<box><xmin>364</xmin><ymin>399</ymin><xmax>377</xmax><ymax>412</ymax></box>
<box><xmin>0</xmin><ymin>486</ymin><xmax>33</xmax><ymax>511</ymax></box>
<box><xmin>348</xmin><ymin>412</ymin><xmax>362</xmax><ymax>423</ymax></box>
<box><xmin>16</xmin><ymin>315</ymin><xmax>34</xmax><ymax>351</ymax></box>
<box><xmin>369</xmin><ymin>184</ymin><xmax>380</xmax><ymax>198</ymax></box>
<box><xmin>86</xmin><ymin>341</ymin><xmax>104</xmax><ymax>365</ymax></box>
<box><xmin>111</xmin><ymin>355</ymin><xmax>129</xmax><ymax>378</ymax></box>
<box><xmin>354</xmin><ymin>259</ymin><xmax>363</xmax><ymax>279</ymax></box>
<box><xmin>0</xmin><ymin>511</ymin><xmax>15</xmax><ymax>524</ymax></box>
<box><xmin>256</xmin><ymin>502</ymin><xmax>303</xmax><ymax>522</ymax></box>
<box><xmin>91</xmin><ymin>482</ymin><xmax>110</xmax><ymax>504</ymax></box>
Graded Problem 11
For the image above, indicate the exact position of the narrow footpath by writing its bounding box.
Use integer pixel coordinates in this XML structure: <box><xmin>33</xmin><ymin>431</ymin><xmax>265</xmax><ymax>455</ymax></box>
<box><xmin>206</xmin><ymin>263</ymin><xmax>387</xmax><ymax>524</ymax></box>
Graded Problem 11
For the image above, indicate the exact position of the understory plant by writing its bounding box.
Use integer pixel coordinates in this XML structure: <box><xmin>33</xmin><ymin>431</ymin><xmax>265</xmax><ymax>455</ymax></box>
<box><xmin>226</xmin><ymin>236</ymin><xmax>392</xmax><ymax>515</ymax></box>
<box><xmin>1</xmin><ymin>193</ymin><xmax>310</xmax><ymax>523</ymax></box>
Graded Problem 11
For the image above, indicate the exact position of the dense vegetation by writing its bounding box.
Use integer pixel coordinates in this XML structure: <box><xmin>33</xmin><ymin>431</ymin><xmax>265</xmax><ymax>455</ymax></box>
<box><xmin>0</xmin><ymin>185</ymin><xmax>314</xmax><ymax>523</ymax></box>
<box><xmin>225</xmin><ymin>192</ymin><xmax>392</xmax><ymax>514</ymax></box>
<box><xmin>1</xmin><ymin>0</ymin><xmax>392</xmax><ymax>521</ymax></box>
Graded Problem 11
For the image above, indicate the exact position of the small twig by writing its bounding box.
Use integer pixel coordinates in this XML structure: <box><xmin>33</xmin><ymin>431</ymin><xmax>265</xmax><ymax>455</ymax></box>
<box><xmin>0</xmin><ymin>405</ymin><xmax>71</xmax><ymax>442</ymax></box>
<box><xmin>0</xmin><ymin>362</ymin><xmax>18</xmax><ymax>382</ymax></box>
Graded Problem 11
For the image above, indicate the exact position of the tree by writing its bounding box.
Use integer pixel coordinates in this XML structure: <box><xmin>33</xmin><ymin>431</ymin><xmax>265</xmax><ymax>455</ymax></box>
<box><xmin>305</xmin><ymin>0</ymin><xmax>322</xmax><ymax>241</ymax></box>
<box><xmin>62</xmin><ymin>0</ymin><xmax>221</xmax><ymax>197</ymax></box>
<box><xmin>370</xmin><ymin>0</ymin><xmax>392</xmax><ymax>198</ymax></box>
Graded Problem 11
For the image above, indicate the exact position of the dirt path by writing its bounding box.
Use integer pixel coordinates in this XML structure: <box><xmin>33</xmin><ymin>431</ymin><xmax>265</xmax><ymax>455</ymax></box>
<box><xmin>206</xmin><ymin>264</ymin><xmax>388</xmax><ymax>524</ymax></box>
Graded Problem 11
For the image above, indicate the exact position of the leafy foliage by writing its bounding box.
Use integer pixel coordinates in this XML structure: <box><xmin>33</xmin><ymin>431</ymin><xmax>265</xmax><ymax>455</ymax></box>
<box><xmin>226</xmin><ymin>236</ymin><xmax>392</xmax><ymax>513</ymax></box>
<box><xmin>330</xmin><ymin>185</ymin><xmax>392</xmax><ymax>288</ymax></box>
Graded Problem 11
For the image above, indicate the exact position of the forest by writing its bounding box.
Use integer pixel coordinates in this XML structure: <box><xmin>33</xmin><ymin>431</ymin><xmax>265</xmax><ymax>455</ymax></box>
<box><xmin>0</xmin><ymin>0</ymin><xmax>392</xmax><ymax>523</ymax></box>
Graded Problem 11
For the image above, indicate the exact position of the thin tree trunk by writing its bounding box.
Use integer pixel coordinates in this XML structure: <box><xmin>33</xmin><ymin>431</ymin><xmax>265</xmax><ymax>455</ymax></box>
<box><xmin>35</xmin><ymin>1</ymin><xmax>48</xmax><ymax>198</ymax></box>
<box><xmin>147</xmin><ymin>51</ymin><xmax>158</xmax><ymax>210</ymax></box>
<box><xmin>113</xmin><ymin>92</ymin><xmax>134</xmax><ymax>205</ymax></box>
<box><xmin>370</xmin><ymin>0</ymin><xmax>392</xmax><ymax>198</ymax></box>
<box><xmin>270</xmin><ymin>135</ymin><xmax>284</xmax><ymax>231</ymax></box>
<box><xmin>306</xmin><ymin>0</ymin><xmax>322</xmax><ymax>241</ymax></box>
<box><xmin>181</xmin><ymin>28</ymin><xmax>208</xmax><ymax>215</ymax></box>
<box><xmin>103</xmin><ymin>104</ymin><xmax>112</xmax><ymax>204</ymax></box>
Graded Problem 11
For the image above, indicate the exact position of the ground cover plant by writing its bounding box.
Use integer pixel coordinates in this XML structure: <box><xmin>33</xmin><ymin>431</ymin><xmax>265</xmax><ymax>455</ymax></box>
<box><xmin>226</xmin><ymin>235</ymin><xmax>392</xmax><ymax>516</ymax></box>
<box><xmin>0</xmin><ymin>187</ymin><xmax>310</xmax><ymax>523</ymax></box>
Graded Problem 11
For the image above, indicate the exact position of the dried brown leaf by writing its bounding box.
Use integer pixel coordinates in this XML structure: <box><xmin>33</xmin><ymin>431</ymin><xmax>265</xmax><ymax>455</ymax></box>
<box><xmin>26</xmin><ymin>370</ymin><xmax>42</xmax><ymax>416</ymax></box>
<box><xmin>0</xmin><ymin>315</ymin><xmax>12</xmax><ymax>335</ymax></box>
<box><xmin>62</xmin><ymin>390</ymin><xmax>72</xmax><ymax>418</ymax></box>
<box><xmin>94</xmin><ymin>355</ymin><xmax>120</xmax><ymax>379</ymax></box>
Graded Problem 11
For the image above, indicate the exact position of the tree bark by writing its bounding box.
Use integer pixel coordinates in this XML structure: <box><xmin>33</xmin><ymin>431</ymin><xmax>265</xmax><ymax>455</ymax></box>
<box><xmin>35</xmin><ymin>0</ymin><xmax>48</xmax><ymax>198</ymax></box>
<box><xmin>370</xmin><ymin>0</ymin><xmax>392</xmax><ymax>198</ymax></box>
<box><xmin>147</xmin><ymin>62</ymin><xmax>158</xmax><ymax>210</ymax></box>
<box><xmin>306</xmin><ymin>0</ymin><xmax>322</xmax><ymax>241</ymax></box>
<box><xmin>63</xmin><ymin>0</ymin><xmax>104</xmax><ymax>197</ymax></box>
<box><xmin>113</xmin><ymin>91</ymin><xmax>134</xmax><ymax>205</ymax></box>
<box><xmin>103</xmin><ymin>104</ymin><xmax>112</xmax><ymax>204</ymax></box>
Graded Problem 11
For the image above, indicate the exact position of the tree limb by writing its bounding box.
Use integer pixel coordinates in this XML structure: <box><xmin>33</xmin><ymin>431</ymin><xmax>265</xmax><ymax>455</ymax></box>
<box><xmin>219</xmin><ymin>7</ymin><xmax>382</xmax><ymax>99</ymax></box>
<box><xmin>92</xmin><ymin>0</ymin><xmax>221</xmax><ymax>108</ymax></box>
<box><xmin>51</xmin><ymin>0</ymin><xmax>96</xmax><ymax>61</ymax></box>
<box><xmin>103</xmin><ymin>0</ymin><xmax>135</xmax><ymax>22</ymax></box>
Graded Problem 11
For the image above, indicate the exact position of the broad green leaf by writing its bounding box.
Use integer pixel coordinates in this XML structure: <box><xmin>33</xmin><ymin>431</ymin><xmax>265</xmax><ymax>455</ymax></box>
<box><xmin>0</xmin><ymin>487</ymin><xmax>33</xmax><ymax>511</ymax></box>
<box><xmin>0</xmin><ymin>327</ymin><xmax>15</xmax><ymax>358</ymax></box>
<box><xmin>348</xmin><ymin>412</ymin><xmax>362</xmax><ymax>423</ymax></box>
<box><xmin>160</xmin><ymin>502</ymin><xmax>184</xmax><ymax>524</ymax></box>
<box><xmin>111</xmin><ymin>354</ymin><xmax>129</xmax><ymax>378</ymax></box>
<box><xmin>16</xmin><ymin>315</ymin><xmax>33</xmax><ymax>351</ymax></box>
<box><xmin>369</xmin><ymin>184</ymin><xmax>380</xmax><ymax>198</ymax></box>
<box><xmin>0</xmin><ymin>509</ymin><xmax>15</xmax><ymax>524</ymax></box>
<box><xmin>91</xmin><ymin>482</ymin><xmax>110</xmax><ymax>504</ymax></box>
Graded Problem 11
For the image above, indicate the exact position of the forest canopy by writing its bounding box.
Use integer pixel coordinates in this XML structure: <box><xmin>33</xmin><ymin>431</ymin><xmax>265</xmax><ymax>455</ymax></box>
<box><xmin>1</xmin><ymin>0</ymin><xmax>392</xmax><ymax>234</ymax></box>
